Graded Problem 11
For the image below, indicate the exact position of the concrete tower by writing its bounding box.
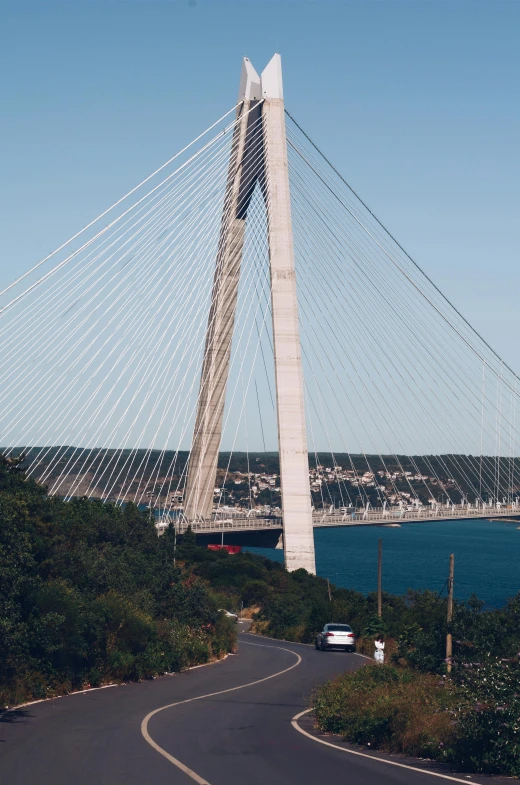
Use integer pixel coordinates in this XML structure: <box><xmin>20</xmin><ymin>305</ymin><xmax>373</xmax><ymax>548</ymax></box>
<box><xmin>183</xmin><ymin>59</ymin><xmax>262</xmax><ymax>524</ymax></box>
<box><xmin>184</xmin><ymin>55</ymin><xmax>315</xmax><ymax>574</ymax></box>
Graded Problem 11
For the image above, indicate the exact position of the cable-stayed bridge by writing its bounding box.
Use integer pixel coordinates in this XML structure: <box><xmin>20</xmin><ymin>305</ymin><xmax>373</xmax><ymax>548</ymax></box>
<box><xmin>2</xmin><ymin>54</ymin><xmax>520</xmax><ymax>574</ymax></box>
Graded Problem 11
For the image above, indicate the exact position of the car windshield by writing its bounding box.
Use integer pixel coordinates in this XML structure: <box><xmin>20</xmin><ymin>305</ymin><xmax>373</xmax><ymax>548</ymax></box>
<box><xmin>326</xmin><ymin>625</ymin><xmax>352</xmax><ymax>632</ymax></box>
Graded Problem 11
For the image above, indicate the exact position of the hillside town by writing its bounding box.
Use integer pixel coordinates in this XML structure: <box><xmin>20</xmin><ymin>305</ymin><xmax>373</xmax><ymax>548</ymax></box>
<box><xmin>206</xmin><ymin>463</ymin><xmax>462</xmax><ymax>514</ymax></box>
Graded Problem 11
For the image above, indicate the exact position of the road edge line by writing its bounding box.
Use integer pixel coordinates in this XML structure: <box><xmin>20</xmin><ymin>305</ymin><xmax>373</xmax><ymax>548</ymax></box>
<box><xmin>292</xmin><ymin>708</ymin><xmax>479</xmax><ymax>784</ymax></box>
<box><xmin>3</xmin><ymin>654</ymin><xmax>230</xmax><ymax>714</ymax></box>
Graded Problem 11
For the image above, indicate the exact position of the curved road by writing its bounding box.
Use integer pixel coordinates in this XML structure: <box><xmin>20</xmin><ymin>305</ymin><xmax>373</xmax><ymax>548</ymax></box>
<box><xmin>0</xmin><ymin>624</ymin><xmax>508</xmax><ymax>784</ymax></box>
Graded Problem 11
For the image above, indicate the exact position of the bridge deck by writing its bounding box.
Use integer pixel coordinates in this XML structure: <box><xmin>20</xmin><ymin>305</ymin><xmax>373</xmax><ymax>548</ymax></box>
<box><xmin>157</xmin><ymin>504</ymin><xmax>520</xmax><ymax>535</ymax></box>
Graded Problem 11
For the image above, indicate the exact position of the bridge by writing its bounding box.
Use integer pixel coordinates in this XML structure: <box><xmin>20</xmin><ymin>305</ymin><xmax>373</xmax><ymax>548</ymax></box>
<box><xmin>2</xmin><ymin>54</ymin><xmax>520</xmax><ymax>574</ymax></box>
<box><xmin>155</xmin><ymin>502</ymin><xmax>520</xmax><ymax>548</ymax></box>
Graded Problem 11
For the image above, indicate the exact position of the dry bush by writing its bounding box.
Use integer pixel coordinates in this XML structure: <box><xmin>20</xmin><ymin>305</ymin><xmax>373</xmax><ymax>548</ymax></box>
<box><xmin>313</xmin><ymin>664</ymin><xmax>456</xmax><ymax>759</ymax></box>
<box><xmin>250</xmin><ymin>618</ymin><xmax>269</xmax><ymax>635</ymax></box>
<box><xmin>240</xmin><ymin>605</ymin><xmax>261</xmax><ymax>620</ymax></box>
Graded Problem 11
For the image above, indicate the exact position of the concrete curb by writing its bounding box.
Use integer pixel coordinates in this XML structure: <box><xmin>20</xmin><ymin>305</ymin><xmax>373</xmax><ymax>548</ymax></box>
<box><xmin>3</xmin><ymin>653</ymin><xmax>230</xmax><ymax>714</ymax></box>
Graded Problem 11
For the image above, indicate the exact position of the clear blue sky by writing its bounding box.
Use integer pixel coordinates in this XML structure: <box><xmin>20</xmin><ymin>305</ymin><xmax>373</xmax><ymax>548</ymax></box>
<box><xmin>1</xmin><ymin>0</ymin><xmax>519</xmax><ymax>366</ymax></box>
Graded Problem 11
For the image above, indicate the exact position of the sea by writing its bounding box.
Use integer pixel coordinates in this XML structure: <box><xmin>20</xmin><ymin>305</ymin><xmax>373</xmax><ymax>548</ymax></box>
<box><xmin>246</xmin><ymin>518</ymin><xmax>520</xmax><ymax>608</ymax></box>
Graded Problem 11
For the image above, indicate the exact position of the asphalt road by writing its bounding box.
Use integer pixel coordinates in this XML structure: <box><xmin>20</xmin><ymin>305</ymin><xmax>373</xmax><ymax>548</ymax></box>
<box><xmin>0</xmin><ymin>623</ymin><xmax>510</xmax><ymax>785</ymax></box>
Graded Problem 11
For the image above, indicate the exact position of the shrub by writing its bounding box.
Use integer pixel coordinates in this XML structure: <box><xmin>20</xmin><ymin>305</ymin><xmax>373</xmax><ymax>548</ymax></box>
<box><xmin>241</xmin><ymin>579</ymin><xmax>269</xmax><ymax>606</ymax></box>
<box><xmin>312</xmin><ymin>658</ymin><xmax>520</xmax><ymax>777</ymax></box>
<box><xmin>452</xmin><ymin>657</ymin><xmax>520</xmax><ymax>776</ymax></box>
<box><xmin>313</xmin><ymin>665</ymin><xmax>456</xmax><ymax>759</ymax></box>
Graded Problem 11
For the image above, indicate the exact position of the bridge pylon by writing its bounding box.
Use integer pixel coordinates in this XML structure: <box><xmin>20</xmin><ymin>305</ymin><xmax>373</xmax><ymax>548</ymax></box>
<box><xmin>184</xmin><ymin>54</ymin><xmax>316</xmax><ymax>574</ymax></box>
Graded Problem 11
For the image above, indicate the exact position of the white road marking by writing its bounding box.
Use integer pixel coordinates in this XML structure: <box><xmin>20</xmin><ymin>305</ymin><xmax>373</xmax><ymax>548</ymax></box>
<box><xmin>292</xmin><ymin>708</ymin><xmax>478</xmax><ymax>784</ymax></box>
<box><xmin>5</xmin><ymin>682</ymin><xmax>120</xmax><ymax>712</ymax></box>
<box><xmin>141</xmin><ymin>641</ymin><xmax>302</xmax><ymax>784</ymax></box>
<box><xmin>187</xmin><ymin>654</ymin><xmax>229</xmax><ymax>670</ymax></box>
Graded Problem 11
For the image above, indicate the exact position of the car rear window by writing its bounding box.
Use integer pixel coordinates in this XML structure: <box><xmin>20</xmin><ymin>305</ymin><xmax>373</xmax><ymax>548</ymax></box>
<box><xmin>327</xmin><ymin>625</ymin><xmax>352</xmax><ymax>632</ymax></box>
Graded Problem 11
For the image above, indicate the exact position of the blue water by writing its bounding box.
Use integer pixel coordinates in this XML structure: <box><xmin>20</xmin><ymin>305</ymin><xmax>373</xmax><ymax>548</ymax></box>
<box><xmin>246</xmin><ymin>519</ymin><xmax>520</xmax><ymax>607</ymax></box>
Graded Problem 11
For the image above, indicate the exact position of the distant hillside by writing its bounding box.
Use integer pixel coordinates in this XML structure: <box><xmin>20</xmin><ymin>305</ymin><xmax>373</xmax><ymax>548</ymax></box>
<box><xmin>3</xmin><ymin>448</ymin><xmax>517</xmax><ymax>506</ymax></box>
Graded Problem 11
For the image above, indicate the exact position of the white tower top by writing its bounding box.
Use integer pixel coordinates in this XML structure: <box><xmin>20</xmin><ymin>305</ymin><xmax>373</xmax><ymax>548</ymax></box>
<box><xmin>261</xmin><ymin>53</ymin><xmax>284</xmax><ymax>100</ymax></box>
<box><xmin>238</xmin><ymin>54</ymin><xmax>284</xmax><ymax>102</ymax></box>
<box><xmin>238</xmin><ymin>57</ymin><xmax>261</xmax><ymax>101</ymax></box>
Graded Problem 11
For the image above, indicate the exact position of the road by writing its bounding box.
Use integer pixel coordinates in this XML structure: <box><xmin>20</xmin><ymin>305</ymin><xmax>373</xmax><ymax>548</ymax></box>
<box><xmin>0</xmin><ymin>623</ymin><xmax>508</xmax><ymax>785</ymax></box>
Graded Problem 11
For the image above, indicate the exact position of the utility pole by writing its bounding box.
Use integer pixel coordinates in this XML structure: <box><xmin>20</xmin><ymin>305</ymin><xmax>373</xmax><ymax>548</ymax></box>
<box><xmin>446</xmin><ymin>553</ymin><xmax>455</xmax><ymax>673</ymax></box>
<box><xmin>327</xmin><ymin>578</ymin><xmax>332</xmax><ymax>603</ymax></box>
<box><xmin>377</xmin><ymin>538</ymin><xmax>383</xmax><ymax>618</ymax></box>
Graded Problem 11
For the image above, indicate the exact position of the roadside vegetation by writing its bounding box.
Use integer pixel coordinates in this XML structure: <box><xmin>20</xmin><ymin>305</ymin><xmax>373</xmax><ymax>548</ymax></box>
<box><xmin>0</xmin><ymin>456</ymin><xmax>235</xmax><ymax>707</ymax></box>
<box><xmin>313</xmin><ymin>657</ymin><xmax>520</xmax><ymax>777</ymax></box>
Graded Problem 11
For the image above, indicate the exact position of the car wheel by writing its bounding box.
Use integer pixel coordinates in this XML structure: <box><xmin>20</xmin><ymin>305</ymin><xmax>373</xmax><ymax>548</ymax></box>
<box><xmin>315</xmin><ymin>638</ymin><xmax>320</xmax><ymax>650</ymax></box>
<box><xmin>320</xmin><ymin>641</ymin><xmax>326</xmax><ymax>651</ymax></box>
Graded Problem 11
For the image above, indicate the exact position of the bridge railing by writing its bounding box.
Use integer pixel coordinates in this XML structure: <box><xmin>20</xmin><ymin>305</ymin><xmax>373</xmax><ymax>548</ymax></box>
<box><xmin>312</xmin><ymin>502</ymin><xmax>518</xmax><ymax>526</ymax></box>
<box><xmin>155</xmin><ymin>501</ymin><xmax>518</xmax><ymax>535</ymax></box>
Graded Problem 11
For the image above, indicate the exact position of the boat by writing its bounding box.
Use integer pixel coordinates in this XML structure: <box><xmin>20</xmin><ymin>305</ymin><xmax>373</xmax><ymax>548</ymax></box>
<box><xmin>207</xmin><ymin>544</ymin><xmax>242</xmax><ymax>554</ymax></box>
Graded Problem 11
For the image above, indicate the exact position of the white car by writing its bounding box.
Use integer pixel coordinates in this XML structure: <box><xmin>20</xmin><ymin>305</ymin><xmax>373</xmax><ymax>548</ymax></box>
<box><xmin>316</xmin><ymin>623</ymin><xmax>356</xmax><ymax>652</ymax></box>
<box><xmin>218</xmin><ymin>609</ymin><xmax>238</xmax><ymax>622</ymax></box>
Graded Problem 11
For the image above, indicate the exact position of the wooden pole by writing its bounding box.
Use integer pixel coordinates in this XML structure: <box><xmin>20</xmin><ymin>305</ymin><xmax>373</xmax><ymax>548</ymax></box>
<box><xmin>446</xmin><ymin>553</ymin><xmax>455</xmax><ymax>673</ymax></box>
<box><xmin>327</xmin><ymin>578</ymin><xmax>332</xmax><ymax>603</ymax></box>
<box><xmin>377</xmin><ymin>538</ymin><xmax>382</xmax><ymax>618</ymax></box>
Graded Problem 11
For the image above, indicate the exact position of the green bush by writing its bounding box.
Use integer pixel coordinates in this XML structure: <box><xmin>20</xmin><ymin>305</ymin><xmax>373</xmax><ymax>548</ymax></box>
<box><xmin>313</xmin><ymin>665</ymin><xmax>456</xmax><ymax>758</ymax></box>
<box><xmin>0</xmin><ymin>457</ymin><xmax>236</xmax><ymax>706</ymax></box>
<box><xmin>241</xmin><ymin>579</ymin><xmax>269</xmax><ymax>606</ymax></box>
<box><xmin>452</xmin><ymin>658</ymin><xmax>520</xmax><ymax>776</ymax></box>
